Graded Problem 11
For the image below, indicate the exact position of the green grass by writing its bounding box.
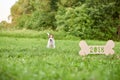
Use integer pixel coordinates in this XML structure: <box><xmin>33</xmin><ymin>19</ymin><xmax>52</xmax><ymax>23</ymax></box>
<box><xmin>0</xmin><ymin>30</ymin><xmax>120</xmax><ymax>80</ymax></box>
<box><xmin>0</xmin><ymin>29</ymin><xmax>79</xmax><ymax>40</ymax></box>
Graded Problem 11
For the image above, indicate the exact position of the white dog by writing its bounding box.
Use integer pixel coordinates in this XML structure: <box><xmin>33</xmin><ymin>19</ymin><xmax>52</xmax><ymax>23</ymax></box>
<box><xmin>47</xmin><ymin>33</ymin><xmax>55</xmax><ymax>48</ymax></box>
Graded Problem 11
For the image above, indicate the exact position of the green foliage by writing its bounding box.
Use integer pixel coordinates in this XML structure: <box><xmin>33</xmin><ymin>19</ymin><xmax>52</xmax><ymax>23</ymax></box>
<box><xmin>56</xmin><ymin>1</ymin><xmax>120</xmax><ymax>40</ymax></box>
<box><xmin>0</xmin><ymin>21</ymin><xmax>12</xmax><ymax>30</ymax></box>
<box><xmin>9</xmin><ymin>0</ymin><xmax>120</xmax><ymax>40</ymax></box>
<box><xmin>15</xmin><ymin>15</ymin><xmax>30</xmax><ymax>29</ymax></box>
<box><xmin>56</xmin><ymin>4</ymin><xmax>93</xmax><ymax>39</ymax></box>
<box><xmin>24</xmin><ymin>11</ymin><xmax>56</xmax><ymax>30</ymax></box>
<box><xmin>0</xmin><ymin>22</ymin><xmax>5</xmax><ymax>29</ymax></box>
<box><xmin>11</xmin><ymin>0</ymin><xmax>57</xmax><ymax>30</ymax></box>
<box><xmin>86</xmin><ymin>2</ymin><xmax>119</xmax><ymax>40</ymax></box>
<box><xmin>59</xmin><ymin>0</ymin><xmax>80</xmax><ymax>7</ymax></box>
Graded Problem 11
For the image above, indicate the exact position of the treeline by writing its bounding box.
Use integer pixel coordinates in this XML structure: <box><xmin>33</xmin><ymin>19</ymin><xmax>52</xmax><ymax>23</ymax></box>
<box><xmin>1</xmin><ymin>0</ymin><xmax>120</xmax><ymax>40</ymax></box>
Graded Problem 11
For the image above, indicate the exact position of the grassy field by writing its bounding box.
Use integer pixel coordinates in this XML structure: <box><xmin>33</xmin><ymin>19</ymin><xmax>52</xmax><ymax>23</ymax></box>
<box><xmin>0</xmin><ymin>30</ymin><xmax>120</xmax><ymax>80</ymax></box>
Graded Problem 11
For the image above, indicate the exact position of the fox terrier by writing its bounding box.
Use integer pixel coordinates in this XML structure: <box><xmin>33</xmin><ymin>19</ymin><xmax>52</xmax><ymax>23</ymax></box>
<box><xmin>47</xmin><ymin>33</ymin><xmax>55</xmax><ymax>48</ymax></box>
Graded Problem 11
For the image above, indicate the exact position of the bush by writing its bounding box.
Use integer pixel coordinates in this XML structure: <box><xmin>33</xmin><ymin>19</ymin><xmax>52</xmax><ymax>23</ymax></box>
<box><xmin>15</xmin><ymin>10</ymin><xmax>56</xmax><ymax>30</ymax></box>
<box><xmin>56</xmin><ymin>4</ymin><xmax>93</xmax><ymax>39</ymax></box>
<box><xmin>55</xmin><ymin>3</ymin><xmax>119</xmax><ymax>40</ymax></box>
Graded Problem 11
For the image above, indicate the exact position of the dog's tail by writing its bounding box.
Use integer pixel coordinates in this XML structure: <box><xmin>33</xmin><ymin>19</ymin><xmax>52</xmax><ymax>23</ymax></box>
<box><xmin>47</xmin><ymin>33</ymin><xmax>50</xmax><ymax>36</ymax></box>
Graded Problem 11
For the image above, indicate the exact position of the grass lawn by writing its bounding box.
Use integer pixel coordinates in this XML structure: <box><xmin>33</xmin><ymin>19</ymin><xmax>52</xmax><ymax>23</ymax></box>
<box><xmin>0</xmin><ymin>30</ymin><xmax>120</xmax><ymax>80</ymax></box>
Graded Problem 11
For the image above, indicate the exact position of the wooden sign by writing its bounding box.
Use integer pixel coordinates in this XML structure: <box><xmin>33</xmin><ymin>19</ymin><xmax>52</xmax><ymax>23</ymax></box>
<box><xmin>79</xmin><ymin>40</ymin><xmax>115</xmax><ymax>56</ymax></box>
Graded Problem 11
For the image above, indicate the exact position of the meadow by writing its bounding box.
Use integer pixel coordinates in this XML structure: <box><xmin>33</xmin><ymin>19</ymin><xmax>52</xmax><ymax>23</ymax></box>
<box><xmin>0</xmin><ymin>30</ymin><xmax>120</xmax><ymax>80</ymax></box>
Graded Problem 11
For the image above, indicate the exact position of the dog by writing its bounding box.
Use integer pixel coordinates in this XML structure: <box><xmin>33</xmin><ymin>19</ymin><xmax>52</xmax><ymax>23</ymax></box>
<box><xmin>47</xmin><ymin>33</ymin><xmax>55</xmax><ymax>48</ymax></box>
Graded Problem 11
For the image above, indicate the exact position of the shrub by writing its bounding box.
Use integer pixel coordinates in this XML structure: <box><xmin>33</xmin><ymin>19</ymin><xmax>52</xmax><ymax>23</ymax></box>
<box><xmin>56</xmin><ymin>4</ymin><xmax>93</xmax><ymax>39</ymax></box>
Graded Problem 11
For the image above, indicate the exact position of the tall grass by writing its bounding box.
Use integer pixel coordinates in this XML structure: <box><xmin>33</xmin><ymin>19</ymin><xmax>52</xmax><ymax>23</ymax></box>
<box><xmin>0</xmin><ymin>30</ymin><xmax>120</xmax><ymax>80</ymax></box>
<box><xmin>0</xmin><ymin>29</ymin><xmax>79</xmax><ymax>40</ymax></box>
